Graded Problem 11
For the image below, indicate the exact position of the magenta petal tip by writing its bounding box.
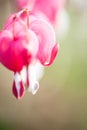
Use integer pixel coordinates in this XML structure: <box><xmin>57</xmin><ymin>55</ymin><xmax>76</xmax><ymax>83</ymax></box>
<box><xmin>41</xmin><ymin>43</ymin><xmax>59</xmax><ymax>66</ymax></box>
<box><xmin>12</xmin><ymin>80</ymin><xmax>25</xmax><ymax>99</ymax></box>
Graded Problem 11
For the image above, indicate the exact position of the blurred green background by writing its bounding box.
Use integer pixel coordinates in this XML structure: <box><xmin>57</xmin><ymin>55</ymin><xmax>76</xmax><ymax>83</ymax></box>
<box><xmin>0</xmin><ymin>0</ymin><xmax>87</xmax><ymax>130</ymax></box>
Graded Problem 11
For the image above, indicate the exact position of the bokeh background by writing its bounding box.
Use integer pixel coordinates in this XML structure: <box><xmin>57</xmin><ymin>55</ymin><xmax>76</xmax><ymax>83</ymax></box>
<box><xmin>0</xmin><ymin>0</ymin><xmax>87</xmax><ymax>130</ymax></box>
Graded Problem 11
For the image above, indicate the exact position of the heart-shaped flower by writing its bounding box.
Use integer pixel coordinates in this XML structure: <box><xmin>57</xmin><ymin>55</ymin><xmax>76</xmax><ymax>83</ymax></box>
<box><xmin>0</xmin><ymin>9</ymin><xmax>59</xmax><ymax>99</ymax></box>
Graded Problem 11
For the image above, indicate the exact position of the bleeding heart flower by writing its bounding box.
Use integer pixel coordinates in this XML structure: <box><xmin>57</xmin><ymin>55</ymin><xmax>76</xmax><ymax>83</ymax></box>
<box><xmin>18</xmin><ymin>9</ymin><xmax>59</xmax><ymax>94</ymax></box>
<box><xmin>0</xmin><ymin>10</ymin><xmax>38</xmax><ymax>99</ymax></box>
<box><xmin>0</xmin><ymin>9</ymin><xmax>59</xmax><ymax>99</ymax></box>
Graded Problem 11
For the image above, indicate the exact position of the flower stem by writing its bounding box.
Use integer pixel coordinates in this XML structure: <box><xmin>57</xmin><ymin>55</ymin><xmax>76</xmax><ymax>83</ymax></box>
<box><xmin>25</xmin><ymin>8</ymin><xmax>29</xmax><ymax>28</ymax></box>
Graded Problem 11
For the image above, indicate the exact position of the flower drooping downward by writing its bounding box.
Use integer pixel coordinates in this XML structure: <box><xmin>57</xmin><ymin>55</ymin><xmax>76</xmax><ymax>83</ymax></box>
<box><xmin>0</xmin><ymin>9</ymin><xmax>59</xmax><ymax>99</ymax></box>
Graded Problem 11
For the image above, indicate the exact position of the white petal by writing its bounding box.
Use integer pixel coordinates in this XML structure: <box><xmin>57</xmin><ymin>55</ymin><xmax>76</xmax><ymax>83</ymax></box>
<box><xmin>29</xmin><ymin>81</ymin><xmax>39</xmax><ymax>95</ymax></box>
<box><xmin>20</xmin><ymin>62</ymin><xmax>44</xmax><ymax>94</ymax></box>
<box><xmin>20</xmin><ymin>66</ymin><xmax>27</xmax><ymax>84</ymax></box>
<box><xmin>27</xmin><ymin>63</ymin><xmax>41</xmax><ymax>94</ymax></box>
<box><xmin>33</xmin><ymin>62</ymin><xmax>44</xmax><ymax>81</ymax></box>
<box><xmin>14</xmin><ymin>72</ymin><xmax>21</xmax><ymax>98</ymax></box>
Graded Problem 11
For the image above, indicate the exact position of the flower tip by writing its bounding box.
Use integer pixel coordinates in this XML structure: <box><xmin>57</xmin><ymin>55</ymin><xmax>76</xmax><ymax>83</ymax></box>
<box><xmin>42</xmin><ymin>43</ymin><xmax>59</xmax><ymax>66</ymax></box>
<box><xmin>12</xmin><ymin>81</ymin><xmax>25</xmax><ymax>99</ymax></box>
<box><xmin>29</xmin><ymin>81</ymin><xmax>39</xmax><ymax>95</ymax></box>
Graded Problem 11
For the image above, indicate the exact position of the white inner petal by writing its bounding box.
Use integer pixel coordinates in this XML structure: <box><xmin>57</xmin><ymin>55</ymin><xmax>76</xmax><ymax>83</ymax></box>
<box><xmin>34</xmin><ymin>62</ymin><xmax>44</xmax><ymax>81</ymax></box>
<box><xmin>28</xmin><ymin>64</ymin><xmax>39</xmax><ymax>94</ymax></box>
<box><xmin>21</xmin><ymin>67</ymin><xmax>27</xmax><ymax>84</ymax></box>
<box><xmin>14</xmin><ymin>72</ymin><xmax>21</xmax><ymax>98</ymax></box>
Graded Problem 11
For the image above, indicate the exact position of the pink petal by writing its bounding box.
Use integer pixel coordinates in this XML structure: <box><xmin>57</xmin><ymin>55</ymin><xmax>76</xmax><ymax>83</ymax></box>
<box><xmin>34</xmin><ymin>0</ymin><xmax>64</xmax><ymax>24</ymax></box>
<box><xmin>4</xmin><ymin>14</ymin><xmax>27</xmax><ymax>37</ymax></box>
<box><xmin>27</xmin><ymin>29</ymin><xmax>39</xmax><ymax>57</ymax></box>
<box><xmin>30</xmin><ymin>18</ymin><xmax>58</xmax><ymax>66</ymax></box>
<box><xmin>0</xmin><ymin>30</ymin><xmax>31</xmax><ymax>72</ymax></box>
<box><xmin>0</xmin><ymin>27</ymin><xmax>38</xmax><ymax>72</ymax></box>
<box><xmin>41</xmin><ymin>43</ymin><xmax>59</xmax><ymax>66</ymax></box>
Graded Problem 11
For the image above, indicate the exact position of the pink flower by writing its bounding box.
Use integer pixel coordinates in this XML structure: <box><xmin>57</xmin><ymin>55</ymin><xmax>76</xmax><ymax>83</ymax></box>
<box><xmin>14</xmin><ymin>0</ymin><xmax>64</xmax><ymax>25</ymax></box>
<box><xmin>0</xmin><ymin>9</ymin><xmax>59</xmax><ymax>99</ymax></box>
